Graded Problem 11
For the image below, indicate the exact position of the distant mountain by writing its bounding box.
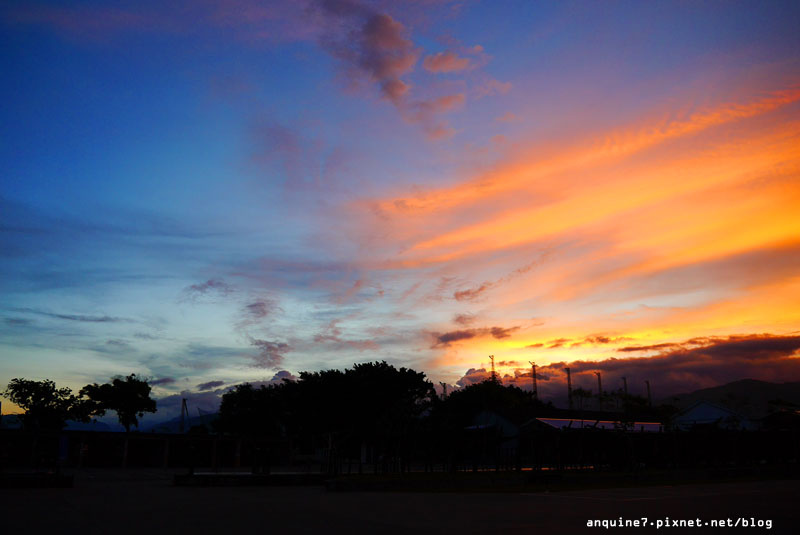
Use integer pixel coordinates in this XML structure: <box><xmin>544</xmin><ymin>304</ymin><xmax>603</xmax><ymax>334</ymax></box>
<box><xmin>142</xmin><ymin>412</ymin><xmax>219</xmax><ymax>434</ymax></box>
<box><xmin>660</xmin><ymin>379</ymin><xmax>800</xmax><ymax>419</ymax></box>
<box><xmin>65</xmin><ymin>419</ymin><xmax>113</xmax><ymax>432</ymax></box>
<box><xmin>0</xmin><ymin>414</ymin><xmax>22</xmax><ymax>429</ymax></box>
<box><xmin>0</xmin><ymin>415</ymin><xmax>113</xmax><ymax>431</ymax></box>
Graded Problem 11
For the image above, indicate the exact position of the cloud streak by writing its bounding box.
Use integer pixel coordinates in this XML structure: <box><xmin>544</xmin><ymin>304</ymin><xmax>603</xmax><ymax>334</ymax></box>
<box><xmin>432</xmin><ymin>325</ymin><xmax>520</xmax><ymax>348</ymax></box>
<box><xmin>490</xmin><ymin>334</ymin><xmax>800</xmax><ymax>402</ymax></box>
<box><xmin>11</xmin><ymin>307</ymin><xmax>129</xmax><ymax>323</ymax></box>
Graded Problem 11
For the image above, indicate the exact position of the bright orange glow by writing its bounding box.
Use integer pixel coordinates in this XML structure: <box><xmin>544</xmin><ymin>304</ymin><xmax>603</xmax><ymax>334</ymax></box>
<box><xmin>351</xmin><ymin>77</ymin><xmax>800</xmax><ymax>376</ymax></box>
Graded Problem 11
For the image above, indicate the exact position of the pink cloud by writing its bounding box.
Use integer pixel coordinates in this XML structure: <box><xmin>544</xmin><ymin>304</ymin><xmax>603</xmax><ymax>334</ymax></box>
<box><xmin>423</xmin><ymin>51</ymin><xmax>471</xmax><ymax>73</ymax></box>
<box><xmin>474</xmin><ymin>78</ymin><xmax>512</xmax><ymax>98</ymax></box>
<box><xmin>495</xmin><ymin>112</ymin><xmax>520</xmax><ymax>122</ymax></box>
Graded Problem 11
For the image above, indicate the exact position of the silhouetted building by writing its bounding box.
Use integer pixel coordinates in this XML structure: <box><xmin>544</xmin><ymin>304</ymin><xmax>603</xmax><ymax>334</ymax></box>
<box><xmin>673</xmin><ymin>401</ymin><xmax>755</xmax><ymax>430</ymax></box>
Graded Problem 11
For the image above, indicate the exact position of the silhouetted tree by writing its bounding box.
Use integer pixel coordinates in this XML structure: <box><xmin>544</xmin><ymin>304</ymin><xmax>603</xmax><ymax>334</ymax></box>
<box><xmin>217</xmin><ymin>361</ymin><xmax>436</xmax><ymax>473</ymax></box>
<box><xmin>3</xmin><ymin>378</ymin><xmax>89</xmax><ymax>431</ymax></box>
<box><xmin>80</xmin><ymin>374</ymin><xmax>156</xmax><ymax>432</ymax></box>
<box><xmin>441</xmin><ymin>380</ymin><xmax>549</xmax><ymax>425</ymax></box>
<box><xmin>216</xmin><ymin>382</ymin><xmax>287</xmax><ymax>438</ymax></box>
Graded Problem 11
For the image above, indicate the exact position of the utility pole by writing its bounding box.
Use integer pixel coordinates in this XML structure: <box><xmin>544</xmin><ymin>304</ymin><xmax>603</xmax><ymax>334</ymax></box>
<box><xmin>645</xmin><ymin>380</ymin><xmax>652</xmax><ymax>407</ymax></box>
<box><xmin>529</xmin><ymin>361</ymin><xmax>538</xmax><ymax>399</ymax></box>
<box><xmin>180</xmin><ymin>398</ymin><xmax>189</xmax><ymax>433</ymax></box>
<box><xmin>489</xmin><ymin>355</ymin><xmax>496</xmax><ymax>383</ymax></box>
<box><xmin>621</xmin><ymin>377</ymin><xmax>628</xmax><ymax>397</ymax></box>
<box><xmin>439</xmin><ymin>382</ymin><xmax>448</xmax><ymax>400</ymax></box>
<box><xmin>565</xmin><ymin>367</ymin><xmax>573</xmax><ymax>410</ymax></box>
<box><xmin>594</xmin><ymin>371</ymin><xmax>603</xmax><ymax>410</ymax></box>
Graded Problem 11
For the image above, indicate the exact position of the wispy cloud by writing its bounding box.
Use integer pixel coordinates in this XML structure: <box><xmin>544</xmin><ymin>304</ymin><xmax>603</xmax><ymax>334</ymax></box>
<box><xmin>432</xmin><ymin>325</ymin><xmax>520</xmax><ymax>348</ymax></box>
<box><xmin>423</xmin><ymin>51</ymin><xmax>471</xmax><ymax>73</ymax></box>
<box><xmin>196</xmin><ymin>380</ymin><xmax>225</xmax><ymax>391</ymax></box>
<box><xmin>181</xmin><ymin>279</ymin><xmax>234</xmax><ymax>302</ymax></box>
<box><xmin>249</xmin><ymin>337</ymin><xmax>292</xmax><ymax>369</ymax></box>
<box><xmin>11</xmin><ymin>307</ymin><xmax>129</xmax><ymax>323</ymax></box>
<box><xmin>150</xmin><ymin>377</ymin><xmax>176</xmax><ymax>386</ymax></box>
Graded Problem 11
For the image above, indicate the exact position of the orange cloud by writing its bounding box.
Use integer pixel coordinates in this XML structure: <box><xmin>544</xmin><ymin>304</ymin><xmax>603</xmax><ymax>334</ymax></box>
<box><xmin>328</xmin><ymin>65</ymin><xmax>800</xmax><ymax>386</ymax></box>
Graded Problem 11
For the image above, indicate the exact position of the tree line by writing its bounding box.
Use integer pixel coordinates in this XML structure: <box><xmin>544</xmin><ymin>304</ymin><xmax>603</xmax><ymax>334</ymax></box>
<box><xmin>3</xmin><ymin>374</ymin><xmax>156</xmax><ymax>432</ymax></box>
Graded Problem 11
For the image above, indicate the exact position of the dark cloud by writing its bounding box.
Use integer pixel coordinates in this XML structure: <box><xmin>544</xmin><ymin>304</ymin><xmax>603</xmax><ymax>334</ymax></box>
<box><xmin>547</xmin><ymin>338</ymin><xmax>571</xmax><ymax>348</ymax></box>
<box><xmin>312</xmin><ymin>0</ymin><xmax>469</xmax><ymax>140</ymax></box>
<box><xmin>240</xmin><ymin>298</ymin><xmax>279</xmax><ymax>324</ymax></box>
<box><xmin>150</xmin><ymin>377</ymin><xmax>176</xmax><ymax>386</ymax></box>
<box><xmin>4</xmin><ymin>317</ymin><xmax>32</xmax><ymax>326</ymax></box>
<box><xmin>12</xmin><ymin>307</ymin><xmax>128</xmax><ymax>323</ymax></box>
<box><xmin>250</xmin><ymin>337</ymin><xmax>292</xmax><ymax>369</ymax></box>
<box><xmin>432</xmin><ymin>325</ymin><xmax>520</xmax><ymax>348</ymax></box>
<box><xmin>268</xmin><ymin>370</ymin><xmax>297</xmax><ymax>383</ymax></box>
<box><xmin>181</xmin><ymin>278</ymin><xmax>233</xmax><ymax>301</ymax></box>
<box><xmin>453</xmin><ymin>282</ymin><xmax>494</xmax><ymax>302</ymax></box>
<box><xmin>453</xmin><ymin>313</ymin><xmax>476</xmax><ymax>326</ymax></box>
<box><xmin>196</xmin><ymin>380</ymin><xmax>225</xmax><ymax>391</ymax></box>
<box><xmin>490</xmin><ymin>326</ymin><xmax>519</xmax><ymax>339</ymax></box>
<box><xmin>497</xmin><ymin>360</ymin><xmax>520</xmax><ymax>367</ymax></box>
<box><xmin>433</xmin><ymin>329</ymin><xmax>477</xmax><ymax>347</ymax></box>
<box><xmin>316</xmin><ymin>1</ymin><xmax>418</xmax><ymax>105</ymax></box>
<box><xmin>456</xmin><ymin>367</ymin><xmax>492</xmax><ymax>387</ymax></box>
<box><xmin>525</xmin><ymin>343</ymin><xmax>544</xmax><ymax>348</ymax></box>
<box><xmin>501</xmin><ymin>333</ymin><xmax>800</xmax><ymax>404</ymax></box>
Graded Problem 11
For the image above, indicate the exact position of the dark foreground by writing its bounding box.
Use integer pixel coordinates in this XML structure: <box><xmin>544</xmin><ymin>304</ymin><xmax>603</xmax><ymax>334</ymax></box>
<box><xmin>1</xmin><ymin>469</ymin><xmax>796</xmax><ymax>534</ymax></box>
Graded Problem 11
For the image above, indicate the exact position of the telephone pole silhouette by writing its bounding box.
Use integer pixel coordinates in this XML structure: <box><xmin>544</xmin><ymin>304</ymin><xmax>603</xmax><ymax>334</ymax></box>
<box><xmin>180</xmin><ymin>398</ymin><xmax>189</xmax><ymax>433</ymax></box>
<box><xmin>594</xmin><ymin>371</ymin><xmax>603</xmax><ymax>410</ymax></box>
<box><xmin>529</xmin><ymin>361</ymin><xmax>538</xmax><ymax>399</ymax></box>
<box><xmin>565</xmin><ymin>367</ymin><xmax>573</xmax><ymax>410</ymax></box>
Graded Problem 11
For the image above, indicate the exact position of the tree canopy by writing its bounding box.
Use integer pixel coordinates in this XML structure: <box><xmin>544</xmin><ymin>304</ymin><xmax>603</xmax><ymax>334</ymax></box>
<box><xmin>217</xmin><ymin>361</ymin><xmax>436</xmax><ymax>444</ymax></box>
<box><xmin>80</xmin><ymin>374</ymin><xmax>157</xmax><ymax>432</ymax></box>
<box><xmin>3</xmin><ymin>378</ymin><xmax>90</xmax><ymax>431</ymax></box>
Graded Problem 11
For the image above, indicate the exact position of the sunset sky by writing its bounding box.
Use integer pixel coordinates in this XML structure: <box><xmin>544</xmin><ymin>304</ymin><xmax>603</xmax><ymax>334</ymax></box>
<box><xmin>2</xmin><ymin>0</ymin><xmax>799</xmax><ymax>418</ymax></box>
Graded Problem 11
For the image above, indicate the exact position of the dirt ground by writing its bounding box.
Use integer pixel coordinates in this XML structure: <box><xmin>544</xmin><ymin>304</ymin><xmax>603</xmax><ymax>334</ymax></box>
<box><xmin>1</xmin><ymin>469</ymin><xmax>796</xmax><ymax>534</ymax></box>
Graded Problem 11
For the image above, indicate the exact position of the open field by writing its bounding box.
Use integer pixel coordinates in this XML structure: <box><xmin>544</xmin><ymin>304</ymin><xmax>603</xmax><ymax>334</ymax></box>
<box><xmin>1</xmin><ymin>469</ymin><xmax>797</xmax><ymax>534</ymax></box>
